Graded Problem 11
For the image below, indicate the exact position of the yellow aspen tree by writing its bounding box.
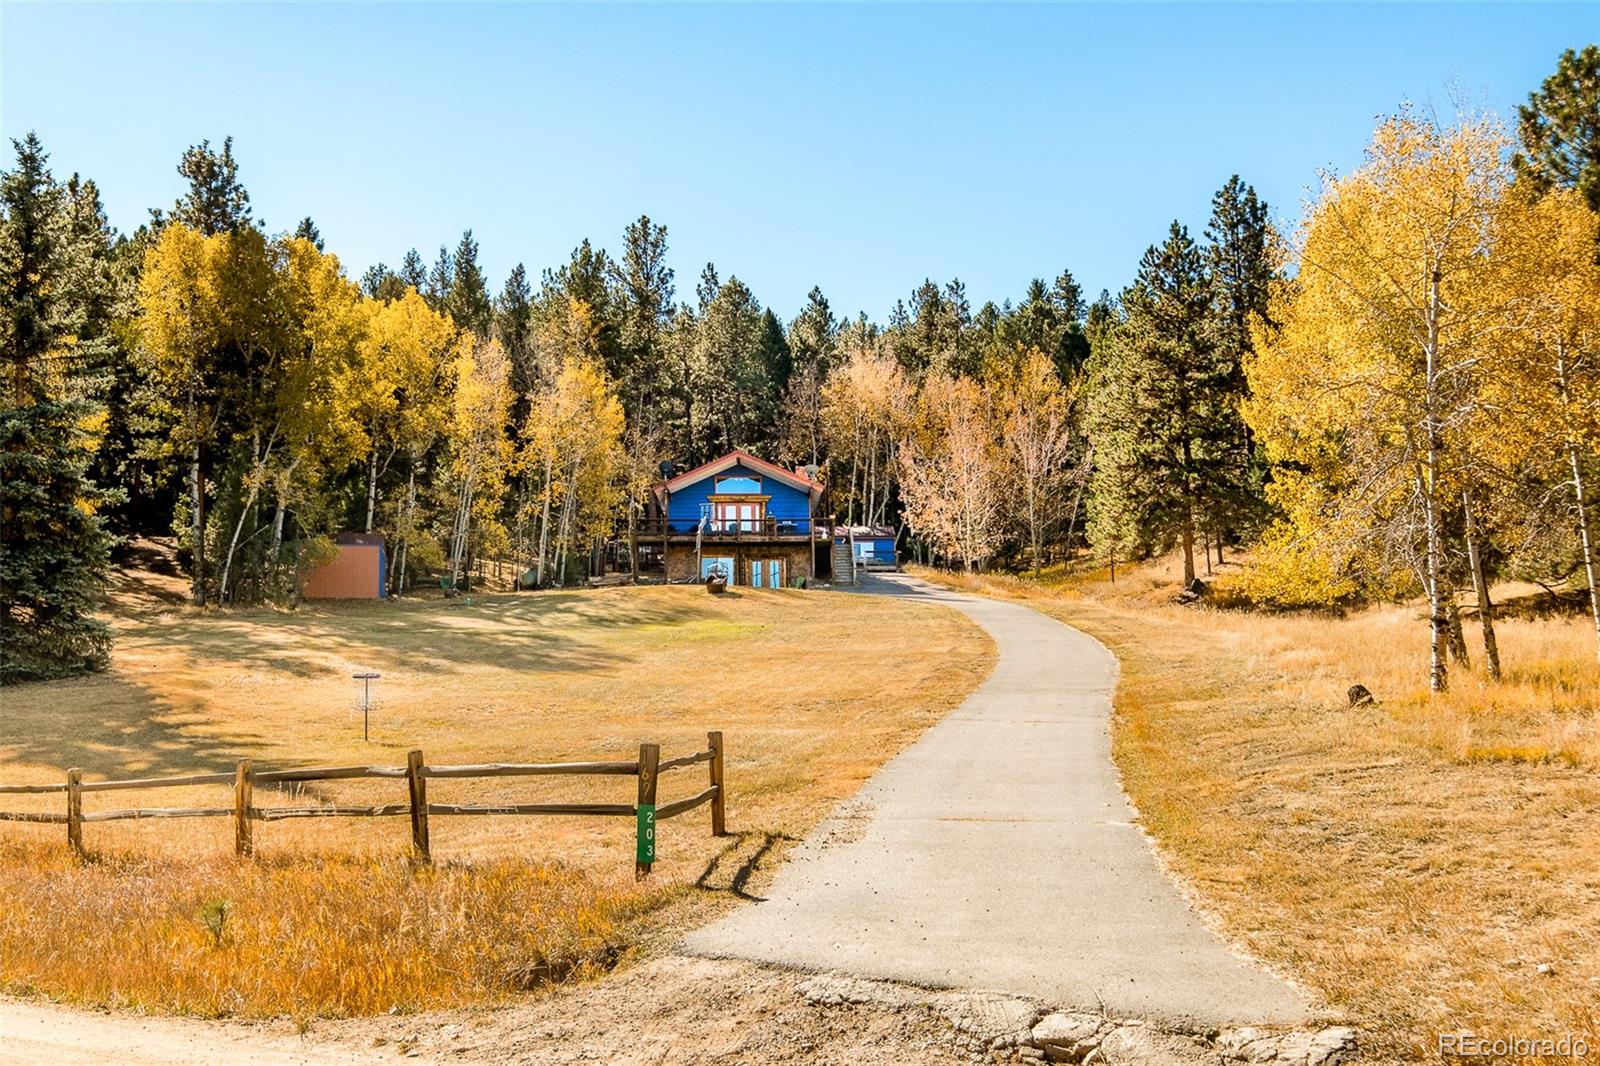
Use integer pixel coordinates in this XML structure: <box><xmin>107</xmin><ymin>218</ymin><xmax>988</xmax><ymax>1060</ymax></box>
<box><xmin>985</xmin><ymin>345</ymin><xmax>1079</xmax><ymax>576</ymax></box>
<box><xmin>898</xmin><ymin>372</ymin><xmax>1002</xmax><ymax>571</ymax></box>
<box><xmin>136</xmin><ymin>223</ymin><xmax>221</xmax><ymax>605</ymax></box>
<box><xmin>1247</xmin><ymin>111</ymin><xmax>1508</xmax><ymax>693</ymax></box>
<box><xmin>352</xmin><ymin>288</ymin><xmax>456</xmax><ymax>540</ymax></box>
<box><xmin>820</xmin><ymin>331</ymin><xmax>913</xmax><ymax>527</ymax></box>
<box><xmin>445</xmin><ymin>335</ymin><xmax>512</xmax><ymax>589</ymax></box>
<box><xmin>520</xmin><ymin>358</ymin><xmax>624</xmax><ymax>586</ymax></box>
<box><xmin>1488</xmin><ymin>188</ymin><xmax>1600</xmax><ymax>658</ymax></box>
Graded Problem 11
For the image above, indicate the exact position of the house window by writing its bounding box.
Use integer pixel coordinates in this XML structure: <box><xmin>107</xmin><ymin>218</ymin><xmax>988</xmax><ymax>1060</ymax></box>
<box><xmin>701</xmin><ymin>556</ymin><xmax>734</xmax><ymax>583</ymax></box>
<box><xmin>710</xmin><ymin>499</ymin><xmax>764</xmax><ymax>532</ymax></box>
<box><xmin>714</xmin><ymin>475</ymin><xmax>762</xmax><ymax>493</ymax></box>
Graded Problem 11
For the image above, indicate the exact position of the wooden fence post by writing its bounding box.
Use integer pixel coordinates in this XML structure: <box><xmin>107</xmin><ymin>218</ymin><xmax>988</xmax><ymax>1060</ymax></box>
<box><xmin>66</xmin><ymin>768</ymin><xmax>82</xmax><ymax>856</ymax></box>
<box><xmin>707</xmin><ymin>730</ymin><xmax>726</xmax><ymax>837</ymax></box>
<box><xmin>406</xmin><ymin>749</ymin><xmax>430</xmax><ymax>863</ymax></box>
<box><xmin>636</xmin><ymin>743</ymin><xmax>659</xmax><ymax>878</ymax></box>
<box><xmin>234</xmin><ymin>759</ymin><xmax>254</xmax><ymax>858</ymax></box>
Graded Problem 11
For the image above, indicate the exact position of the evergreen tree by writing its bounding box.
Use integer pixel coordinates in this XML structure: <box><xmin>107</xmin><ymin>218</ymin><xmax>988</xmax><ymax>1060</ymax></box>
<box><xmin>361</xmin><ymin>262</ymin><xmax>407</xmax><ymax>302</ymax></box>
<box><xmin>0</xmin><ymin>134</ymin><xmax>112</xmax><ymax>682</ymax></box>
<box><xmin>1204</xmin><ymin>175</ymin><xmax>1278</xmax><ymax>544</ymax></box>
<box><xmin>426</xmin><ymin>245</ymin><xmax>453</xmax><ymax>312</ymax></box>
<box><xmin>169</xmin><ymin>136</ymin><xmax>253</xmax><ymax>235</ymax></box>
<box><xmin>1514</xmin><ymin>45</ymin><xmax>1600</xmax><ymax>212</ymax></box>
<box><xmin>447</xmin><ymin>229</ymin><xmax>493</xmax><ymax>337</ymax></box>
<box><xmin>758</xmin><ymin>307</ymin><xmax>792</xmax><ymax>400</ymax></box>
<box><xmin>787</xmin><ymin>286</ymin><xmax>838</xmax><ymax>377</ymax></box>
<box><xmin>694</xmin><ymin>276</ymin><xmax>768</xmax><ymax>458</ymax></box>
<box><xmin>495</xmin><ymin>262</ymin><xmax>535</xmax><ymax>398</ymax></box>
<box><xmin>696</xmin><ymin>262</ymin><xmax>721</xmax><ymax>313</ymax></box>
<box><xmin>397</xmin><ymin>248</ymin><xmax>428</xmax><ymax>294</ymax></box>
<box><xmin>293</xmin><ymin>216</ymin><xmax>325</xmax><ymax>251</ymax></box>
<box><xmin>1086</xmin><ymin>223</ymin><xmax>1230</xmax><ymax>585</ymax></box>
<box><xmin>614</xmin><ymin>215</ymin><xmax>674</xmax><ymax>417</ymax></box>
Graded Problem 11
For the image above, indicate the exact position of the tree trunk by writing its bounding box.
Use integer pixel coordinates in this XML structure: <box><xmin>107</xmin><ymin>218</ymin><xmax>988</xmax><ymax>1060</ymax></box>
<box><xmin>1557</xmin><ymin>345</ymin><xmax>1600</xmax><ymax>662</ymax></box>
<box><xmin>1422</xmin><ymin>266</ymin><xmax>1448</xmax><ymax>694</ymax></box>
<box><xmin>1181</xmin><ymin>517</ymin><xmax>1196</xmax><ymax>585</ymax></box>
<box><xmin>221</xmin><ymin>431</ymin><xmax>270</xmax><ymax>606</ymax></box>
<box><xmin>535</xmin><ymin>451</ymin><xmax>554</xmax><ymax>587</ymax></box>
<box><xmin>270</xmin><ymin>498</ymin><xmax>287</xmax><ymax>592</ymax></box>
<box><xmin>189</xmin><ymin>437</ymin><xmax>206</xmax><ymax>607</ymax></box>
<box><xmin>628</xmin><ymin>499</ymin><xmax>640</xmax><ymax>582</ymax></box>
<box><xmin>1461</xmin><ymin>487</ymin><xmax>1501</xmax><ymax>680</ymax></box>
<box><xmin>365</xmin><ymin>448</ymin><xmax>379</xmax><ymax>534</ymax></box>
<box><xmin>1445</xmin><ymin>593</ymin><xmax>1471</xmax><ymax>668</ymax></box>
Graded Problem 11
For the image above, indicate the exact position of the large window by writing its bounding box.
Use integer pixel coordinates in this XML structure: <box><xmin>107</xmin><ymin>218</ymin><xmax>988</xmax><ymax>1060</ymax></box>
<box><xmin>710</xmin><ymin>499</ymin><xmax>764</xmax><ymax>532</ymax></box>
<box><xmin>714</xmin><ymin>475</ymin><xmax>761</xmax><ymax>493</ymax></box>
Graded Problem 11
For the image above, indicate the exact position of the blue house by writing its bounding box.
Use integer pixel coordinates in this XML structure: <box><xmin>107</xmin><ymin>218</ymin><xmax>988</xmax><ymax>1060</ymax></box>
<box><xmin>650</xmin><ymin>450</ymin><xmax>824</xmax><ymax>587</ymax></box>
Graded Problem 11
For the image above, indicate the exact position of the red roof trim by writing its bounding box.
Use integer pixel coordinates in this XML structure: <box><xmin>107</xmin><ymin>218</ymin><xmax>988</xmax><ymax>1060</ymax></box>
<box><xmin>662</xmin><ymin>449</ymin><xmax>818</xmax><ymax>496</ymax></box>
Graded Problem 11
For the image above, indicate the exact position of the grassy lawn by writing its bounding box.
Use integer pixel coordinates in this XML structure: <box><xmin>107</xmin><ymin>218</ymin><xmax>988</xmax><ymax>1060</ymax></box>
<box><xmin>916</xmin><ymin>560</ymin><xmax>1600</xmax><ymax>1062</ymax></box>
<box><xmin>0</xmin><ymin>548</ymin><xmax>994</xmax><ymax>1018</ymax></box>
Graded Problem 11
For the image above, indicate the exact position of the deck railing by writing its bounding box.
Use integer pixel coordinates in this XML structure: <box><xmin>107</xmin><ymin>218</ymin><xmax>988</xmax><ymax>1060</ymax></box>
<box><xmin>637</xmin><ymin>516</ymin><xmax>817</xmax><ymax>538</ymax></box>
<box><xmin>0</xmin><ymin>732</ymin><xmax>727</xmax><ymax>876</ymax></box>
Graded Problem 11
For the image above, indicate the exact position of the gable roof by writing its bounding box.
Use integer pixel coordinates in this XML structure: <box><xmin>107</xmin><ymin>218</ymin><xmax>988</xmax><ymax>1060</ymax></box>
<box><xmin>659</xmin><ymin>449</ymin><xmax>822</xmax><ymax>500</ymax></box>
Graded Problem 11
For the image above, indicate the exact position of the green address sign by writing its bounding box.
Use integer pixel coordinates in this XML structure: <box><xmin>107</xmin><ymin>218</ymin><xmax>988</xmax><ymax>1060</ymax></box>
<box><xmin>636</xmin><ymin>803</ymin><xmax>656</xmax><ymax>864</ymax></box>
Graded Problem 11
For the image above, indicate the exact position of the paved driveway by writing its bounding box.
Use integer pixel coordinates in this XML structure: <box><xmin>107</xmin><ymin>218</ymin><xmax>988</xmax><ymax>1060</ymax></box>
<box><xmin>681</xmin><ymin>572</ymin><xmax>1309</xmax><ymax>1029</ymax></box>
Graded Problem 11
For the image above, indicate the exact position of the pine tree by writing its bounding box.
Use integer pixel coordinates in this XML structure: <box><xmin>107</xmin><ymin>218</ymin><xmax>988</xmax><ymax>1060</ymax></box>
<box><xmin>398</xmin><ymin>248</ymin><xmax>428</xmax><ymax>294</ymax></box>
<box><xmin>361</xmin><ymin>262</ymin><xmax>407</xmax><ymax>302</ymax></box>
<box><xmin>758</xmin><ymin>308</ymin><xmax>792</xmax><ymax>401</ymax></box>
<box><xmin>169</xmin><ymin>136</ymin><xmax>253</xmax><ymax>235</ymax></box>
<box><xmin>495</xmin><ymin>262</ymin><xmax>535</xmax><ymax>398</ymax></box>
<box><xmin>1513</xmin><ymin>45</ymin><xmax>1600</xmax><ymax>212</ymax></box>
<box><xmin>1204</xmin><ymin>175</ymin><xmax>1278</xmax><ymax>546</ymax></box>
<box><xmin>426</xmin><ymin>245</ymin><xmax>453</xmax><ymax>312</ymax></box>
<box><xmin>614</xmin><ymin>215</ymin><xmax>674</xmax><ymax>417</ymax></box>
<box><xmin>293</xmin><ymin>216</ymin><xmax>325</xmax><ymax>251</ymax></box>
<box><xmin>1086</xmin><ymin>223</ymin><xmax>1230</xmax><ymax>585</ymax></box>
<box><xmin>447</xmin><ymin>230</ymin><xmax>494</xmax><ymax>337</ymax></box>
<box><xmin>0</xmin><ymin>134</ymin><xmax>112</xmax><ymax>682</ymax></box>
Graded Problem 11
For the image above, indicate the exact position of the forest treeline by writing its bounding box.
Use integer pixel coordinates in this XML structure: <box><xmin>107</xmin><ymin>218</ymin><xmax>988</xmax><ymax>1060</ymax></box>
<box><xmin>1</xmin><ymin>46</ymin><xmax>1596</xmax><ymax>691</ymax></box>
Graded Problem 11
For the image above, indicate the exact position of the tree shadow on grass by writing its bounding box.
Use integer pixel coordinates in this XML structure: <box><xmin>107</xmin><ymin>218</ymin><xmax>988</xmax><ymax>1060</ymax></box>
<box><xmin>117</xmin><ymin>590</ymin><xmax>718</xmax><ymax>682</ymax></box>
<box><xmin>0</xmin><ymin>670</ymin><xmax>272</xmax><ymax>783</ymax></box>
<box><xmin>0</xmin><ymin>588</ymin><xmax>735</xmax><ymax>786</ymax></box>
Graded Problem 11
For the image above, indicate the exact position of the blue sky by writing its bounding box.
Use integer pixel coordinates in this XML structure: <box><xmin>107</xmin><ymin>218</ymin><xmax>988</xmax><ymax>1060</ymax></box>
<box><xmin>1</xmin><ymin>3</ymin><xmax>1590</xmax><ymax>321</ymax></box>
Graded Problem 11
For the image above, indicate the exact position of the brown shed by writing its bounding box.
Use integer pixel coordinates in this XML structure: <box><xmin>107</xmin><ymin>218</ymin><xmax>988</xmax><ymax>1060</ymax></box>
<box><xmin>299</xmin><ymin>534</ymin><xmax>388</xmax><ymax>600</ymax></box>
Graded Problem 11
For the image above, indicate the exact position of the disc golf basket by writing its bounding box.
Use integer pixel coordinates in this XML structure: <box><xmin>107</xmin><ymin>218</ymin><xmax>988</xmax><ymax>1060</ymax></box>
<box><xmin>352</xmin><ymin>671</ymin><xmax>380</xmax><ymax>741</ymax></box>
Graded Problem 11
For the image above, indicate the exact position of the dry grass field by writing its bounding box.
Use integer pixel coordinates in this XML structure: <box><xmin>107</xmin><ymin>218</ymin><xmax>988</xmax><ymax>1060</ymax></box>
<box><xmin>0</xmin><ymin>545</ymin><xmax>994</xmax><ymax>1019</ymax></box>
<box><xmin>916</xmin><ymin>560</ymin><xmax>1600</xmax><ymax>1063</ymax></box>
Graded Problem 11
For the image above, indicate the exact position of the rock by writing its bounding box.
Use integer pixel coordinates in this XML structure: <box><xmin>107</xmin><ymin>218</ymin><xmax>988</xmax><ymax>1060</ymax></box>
<box><xmin>1032</xmin><ymin>1012</ymin><xmax>1105</xmax><ymax>1048</ymax></box>
<box><xmin>1216</xmin><ymin>1027</ymin><xmax>1281</xmax><ymax>1063</ymax></box>
<box><xmin>1218</xmin><ymin>1026</ymin><xmax>1360</xmax><ymax>1066</ymax></box>
<box><xmin>1347</xmin><ymin>684</ymin><xmax>1375</xmax><ymax>707</ymax></box>
<box><xmin>1096</xmin><ymin>1025</ymin><xmax>1214</xmax><ymax>1065</ymax></box>
<box><xmin>1306</xmin><ymin>1027</ymin><xmax>1360</xmax><ymax>1066</ymax></box>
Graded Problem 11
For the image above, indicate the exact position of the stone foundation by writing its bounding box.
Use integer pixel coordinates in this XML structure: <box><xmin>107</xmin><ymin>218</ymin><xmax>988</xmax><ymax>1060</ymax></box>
<box><xmin>664</xmin><ymin>542</ymin><xmax>814</xmax><ymax>586</ymax></box>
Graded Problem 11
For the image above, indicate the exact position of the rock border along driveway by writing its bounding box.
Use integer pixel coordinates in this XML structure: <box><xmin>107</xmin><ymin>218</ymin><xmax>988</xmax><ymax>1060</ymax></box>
<box><xmin>682</xmin><ymin>572</ymin><xmax>1312</xmax><ymax>1030</ymax></box>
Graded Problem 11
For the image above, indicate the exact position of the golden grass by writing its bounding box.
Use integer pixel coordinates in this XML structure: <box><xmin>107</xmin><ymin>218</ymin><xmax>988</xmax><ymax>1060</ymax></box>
<box><xmin>0</xmin><ymin>551</ymin><xmax>994</xmax><ymax>1017</ymax></box>
<box><xmin>914</xmin><ymin>559</ymin><xmax>1600</xmax><ymax>1063</ymax></box>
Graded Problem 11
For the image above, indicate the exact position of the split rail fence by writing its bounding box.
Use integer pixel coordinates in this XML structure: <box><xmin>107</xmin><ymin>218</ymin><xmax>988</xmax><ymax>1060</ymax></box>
<box><xmin>0</xmin><ymin>731</ymin><xmax>727</xmax><ymax>876</ymax></box>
